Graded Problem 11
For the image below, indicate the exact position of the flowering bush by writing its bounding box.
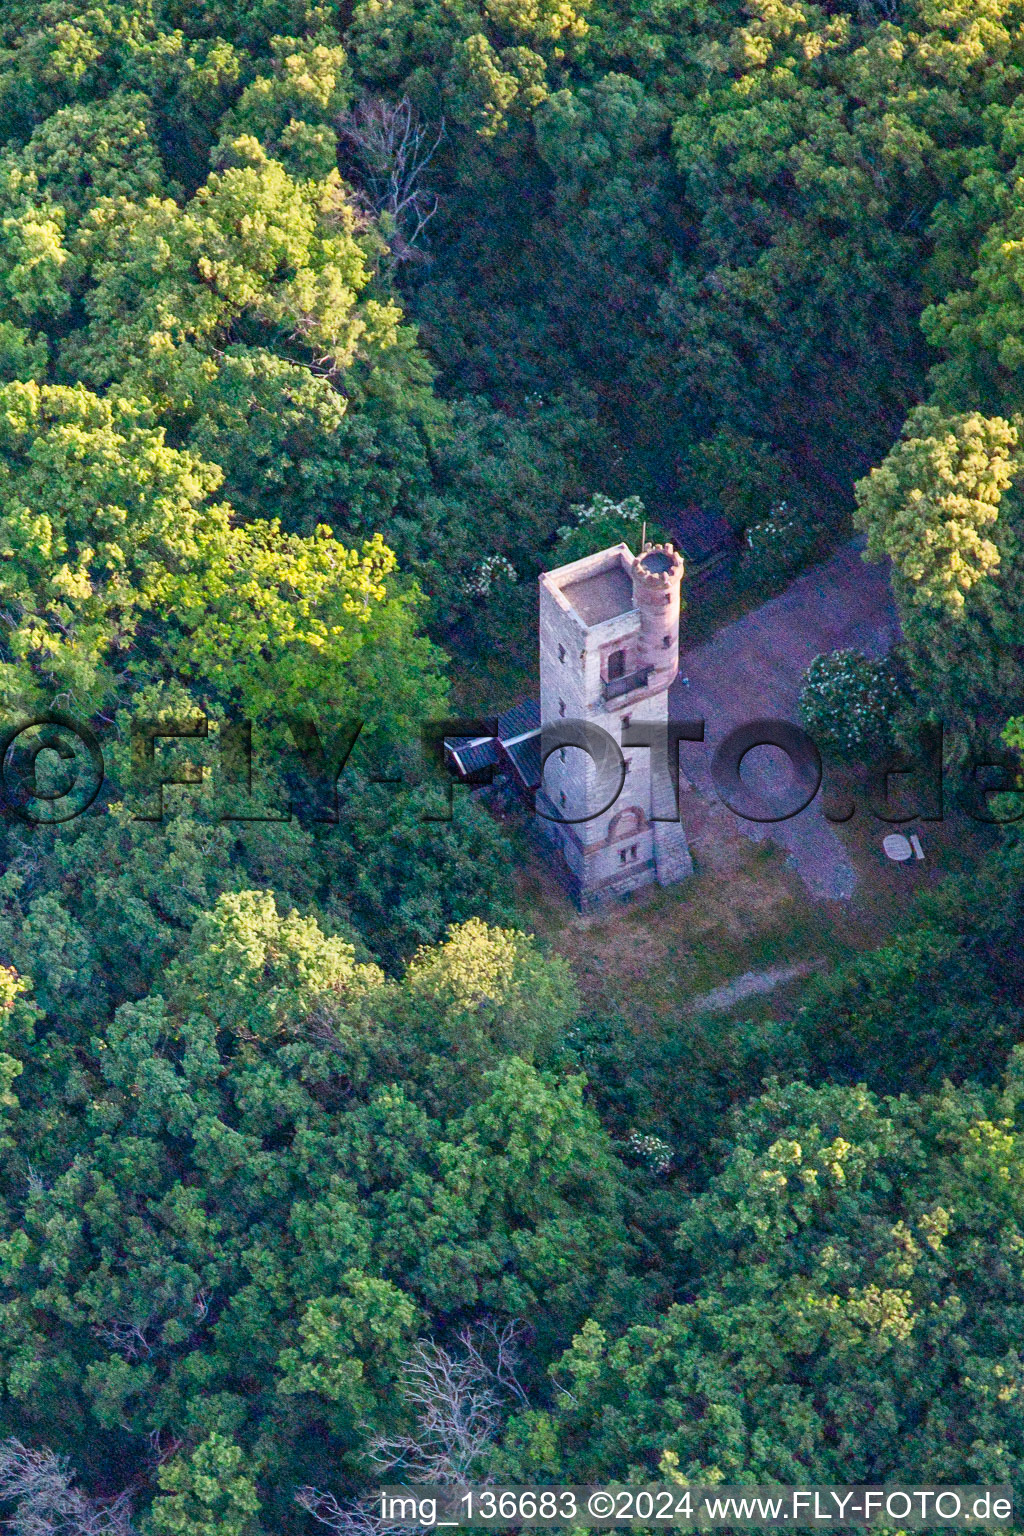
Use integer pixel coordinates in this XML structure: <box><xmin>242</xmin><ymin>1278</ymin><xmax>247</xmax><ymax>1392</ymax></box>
<box><xmin>462</xmin><ymin>553</ymin><xmax>518</xmax><ymax>599</ymax></box>
<box><xmin>558</xmin><ymin>492</ymin><xmax>646</xmax><ymax>535</ymax></box>
<box><xmin>554</xmin><ymin>492</ymin><xmax>667</xmax><ymax>565</ymax></box>
<box><xmin>737</xmin><ymin>500</ymin><xmax>815</xmax><ymax>592</ymax></box>
<box><xmin>799</xmin><ymin>649</ymin><xmax>904</xmax><ymax>759</ymax></box>
<box><xmin>626</xmin><ymin>1129</ymin><xmax>674</xmax><ymax>1175</ymax></box>
<box><xmin>744</xmin><ymin>500</ymin><xmax>798</xmax><ymax>550</ymax></box>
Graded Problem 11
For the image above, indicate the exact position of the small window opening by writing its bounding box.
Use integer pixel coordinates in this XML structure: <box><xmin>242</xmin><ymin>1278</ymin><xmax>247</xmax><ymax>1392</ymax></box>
<box><xmin>607</xmin><ymin>649</ymin><xmax>626</xmax><ymax>680</ymax></box>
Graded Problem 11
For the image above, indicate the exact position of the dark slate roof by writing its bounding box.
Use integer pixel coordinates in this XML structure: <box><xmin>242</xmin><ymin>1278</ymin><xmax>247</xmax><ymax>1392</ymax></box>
<box><xmin>448</xmin><ymin>736</ymin><xmax>500</xmax><ymax>778</ymax></box>
<box><xmin>497</xmin><ymin>698</ymin><xmax>540</xmax><ymax>740</ymax></box>
<box><xmin>690</xmin><ymin>557</ymin><xmax>735</xmax><ymax>593</ymax></box>
<box><xmin>664</xmin><ymin>505</ymin><xmax>738</xmax><ymax>564</ymax></box>
<box><xmin>503</xmin><ymin>733</ymin><xmax>541</xmax><ymax>792</ymax></box>
<box><xmin>497</xmin><ymin>698</ymin><xmax>541</xmax><ymax>790</ymax></box>
<box><xmin>446</xmin><ymin>699</ymin><xmax>540</xmax><ymax>783</ymax></box>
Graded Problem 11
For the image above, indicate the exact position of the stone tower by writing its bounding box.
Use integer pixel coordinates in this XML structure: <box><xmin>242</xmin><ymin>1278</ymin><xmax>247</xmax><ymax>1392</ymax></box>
<box><xmin>537</xmin><ymin>541</ymin><xmax>693</xmax><ymax>909</ymax></box>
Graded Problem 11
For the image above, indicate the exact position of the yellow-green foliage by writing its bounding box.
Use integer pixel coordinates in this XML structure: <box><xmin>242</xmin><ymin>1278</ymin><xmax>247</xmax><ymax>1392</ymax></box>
<box><xmin>0</xmin><ymin>381</ymin><xmax>441</xmax><ymax>725</ymax></box>
<box><xmin>854</xmin><ymin>407</ymin><xmax>1018</xmax><ymax>611</ymax></box>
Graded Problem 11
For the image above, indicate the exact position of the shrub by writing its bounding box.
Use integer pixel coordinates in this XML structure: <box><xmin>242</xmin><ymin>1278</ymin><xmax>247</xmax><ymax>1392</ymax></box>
<box><xmin>799</xmin><ymin>648</ymin><xmax>903</xmax><ymax>759</ymax></box>
<box><xmin>553</xmin><ymin>493</ymin><xmax>667</xmax><ymax>565</ymax></box>
<box><xmin>736</xmin><ymin>500</ymin><xmax>816</xmax><ymax>593</ymax></box>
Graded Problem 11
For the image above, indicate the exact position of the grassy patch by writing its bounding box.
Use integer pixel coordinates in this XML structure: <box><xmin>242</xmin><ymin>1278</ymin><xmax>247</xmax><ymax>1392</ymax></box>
<box><xmin>509</xmin><ymin>829</ymin><xmax>866</xmax><ymax>1035</ymax></box>
<box><xmin>826</xmin><ymin>792</ymin><xmax>1002</xmax><ymax>949</ymax></box>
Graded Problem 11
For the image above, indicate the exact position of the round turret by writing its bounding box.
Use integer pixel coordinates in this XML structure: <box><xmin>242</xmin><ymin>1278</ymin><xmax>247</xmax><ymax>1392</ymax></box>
<box><xmin>631</xmin><ymin>542</ymin><xmax>685</xmax><ymax>692</ymax></box>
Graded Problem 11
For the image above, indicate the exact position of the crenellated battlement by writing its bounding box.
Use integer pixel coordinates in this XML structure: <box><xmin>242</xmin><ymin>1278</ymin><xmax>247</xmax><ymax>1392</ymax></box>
<box><xmin>633</xmin><ymin>543</ymin><xmax>684</xmax><ymax>586</ymax></box>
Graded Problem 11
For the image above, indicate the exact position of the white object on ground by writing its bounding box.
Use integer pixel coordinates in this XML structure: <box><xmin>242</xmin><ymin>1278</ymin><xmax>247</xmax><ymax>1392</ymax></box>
<box><xmin>910</xmin><ymin>832</ymin><xmax>924</xmax><ymax>859</ymax></box>
<box><xmin>883</xmin><ymin>833</ymin><xmax>913</xmax><ymax>862</ymax></box>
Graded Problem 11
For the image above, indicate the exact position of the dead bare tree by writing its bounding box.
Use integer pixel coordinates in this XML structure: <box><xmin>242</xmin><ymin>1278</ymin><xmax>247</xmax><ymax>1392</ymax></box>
<box><xmin>0</xmin><ymin>1441</ymin><xmax>137</xmax><ymax>1536</ymax></box>
<box><xmin>91</xmin><ymin>1320</ymin><xmax>154</xmax><ymax>1362</ymax></box>
<box><xmin>367</xmin><ymin>1339</ymin><xmax>504</xmax><ymax>1482</ymax></box>
<box><xmin>335</xmin><ymin>97</ymin><xmax>444</xmax><ymax>262</ymax></box>
<box><xmin>144</xmin><ymin>1430</ymin><xmax>184</xmax><ymax>1470</ymax></box>
<box><xmin>90</xmin><ymin>1282</ymin><xmax>213</xmax><ymax>1366</ymax></box>
<box><xmin>295</xmin><ymin>1321</ymin><xmax>529</xmax><ymax>1533</ymax></box>
<box><xmin>294</xmin><ymin>1490</ymin><xmax>410</xmax><ymax>1536</ymax></box>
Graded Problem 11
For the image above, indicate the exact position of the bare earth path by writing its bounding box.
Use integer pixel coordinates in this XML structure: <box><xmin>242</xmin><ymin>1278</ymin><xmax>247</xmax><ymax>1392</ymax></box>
<box><xmin>670</xmin><ymin>539</ymin><xmax>901</xmax><ymax>901</ymax></box>
<box><xmin>686</xmin><ymin>958</ymin><xmax>828</xmax><ymax>1012</ymax></box>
